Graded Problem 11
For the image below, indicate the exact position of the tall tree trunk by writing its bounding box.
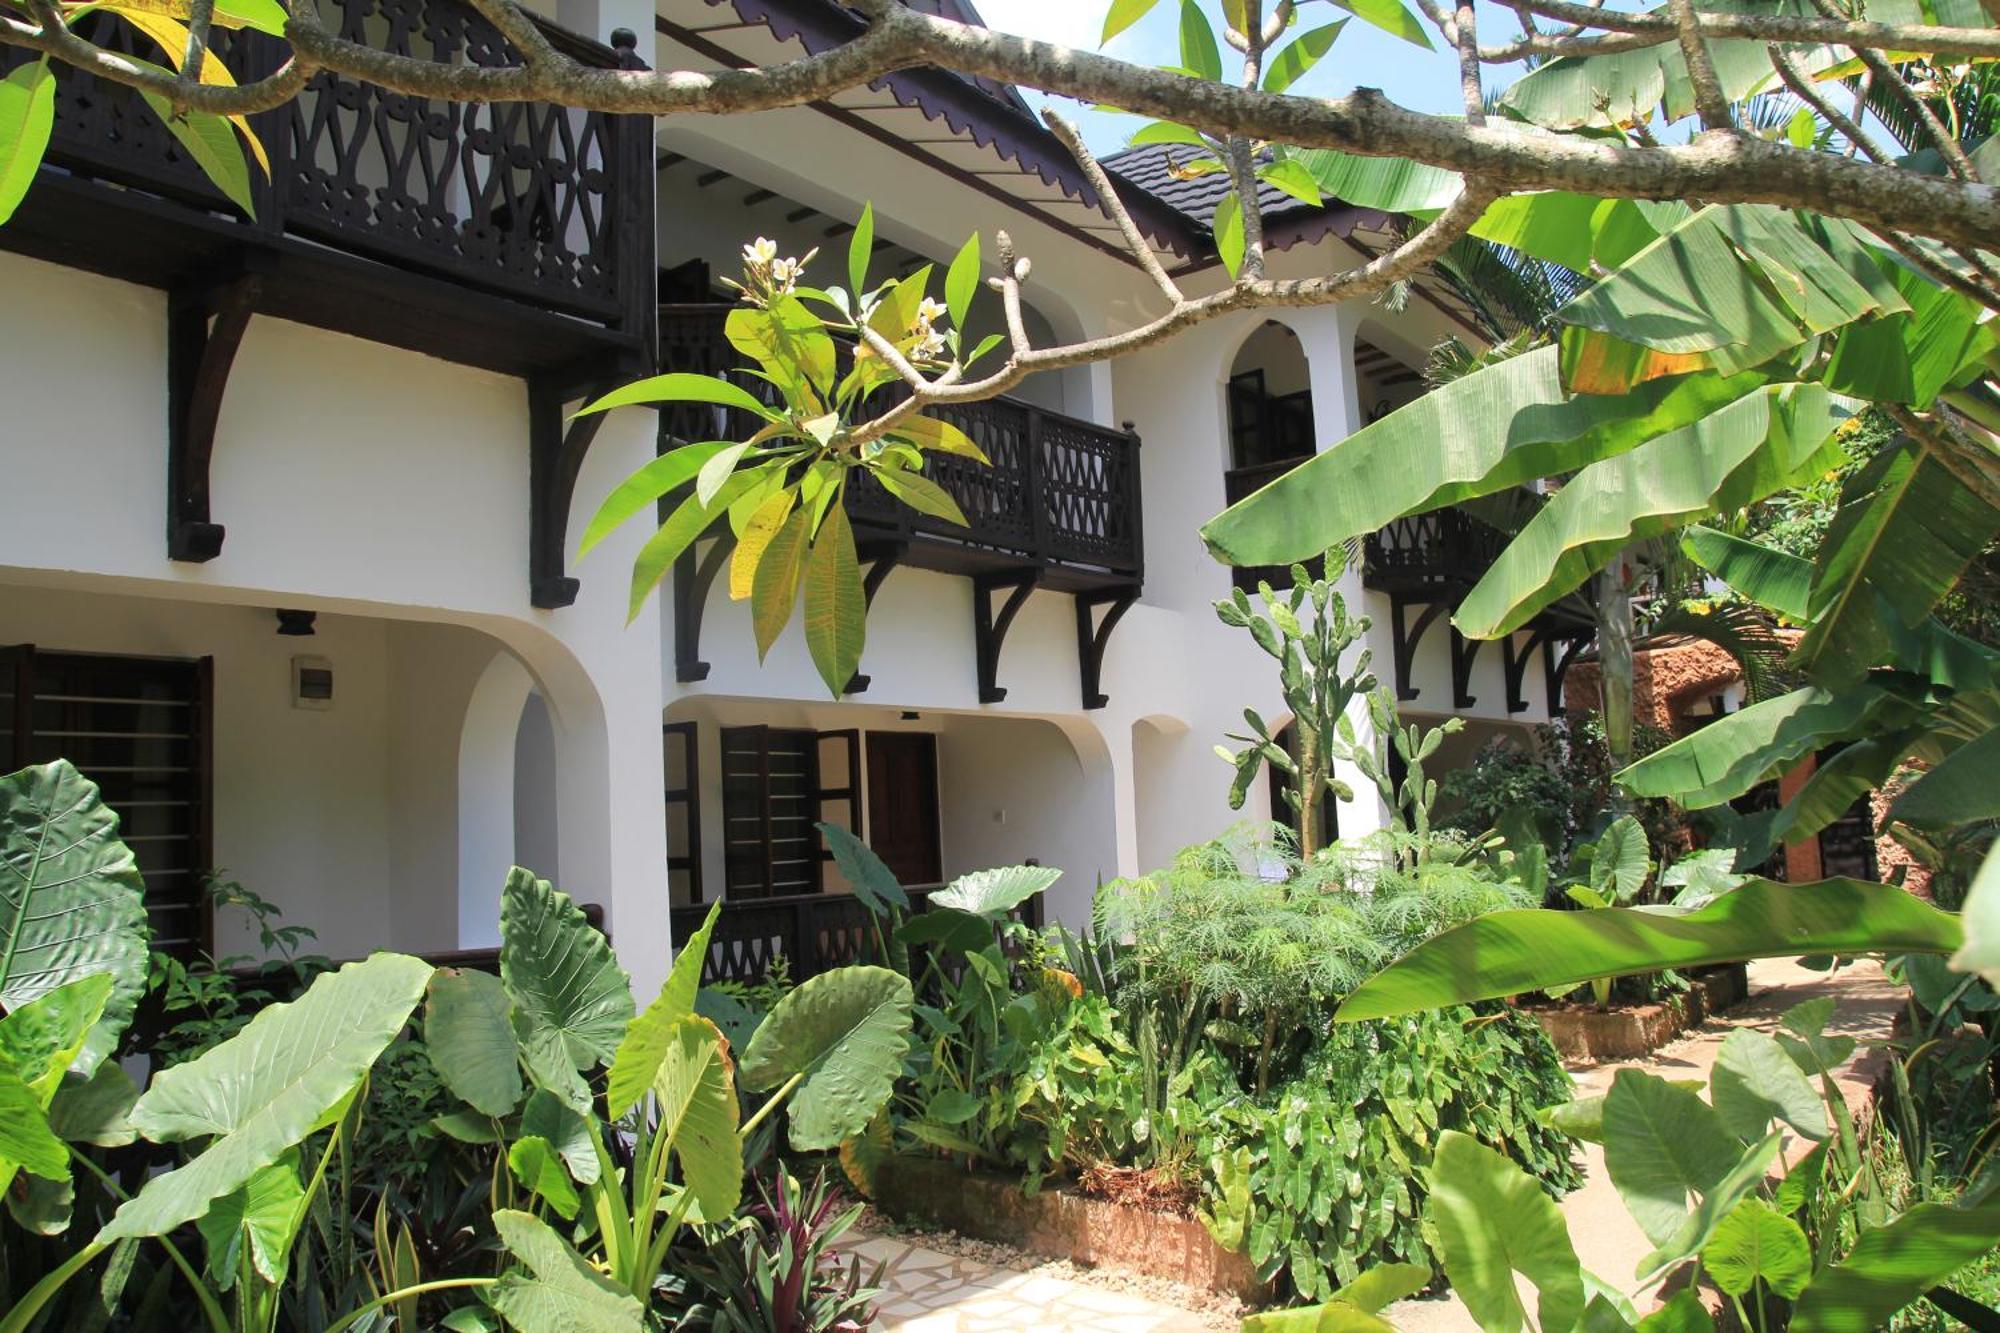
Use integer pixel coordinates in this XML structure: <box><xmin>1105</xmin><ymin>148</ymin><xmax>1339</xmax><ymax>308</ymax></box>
<box><xmin>1596</xmin><ymin>561</ymin><xmax>1636</xmax><ymax>804</ymax></box>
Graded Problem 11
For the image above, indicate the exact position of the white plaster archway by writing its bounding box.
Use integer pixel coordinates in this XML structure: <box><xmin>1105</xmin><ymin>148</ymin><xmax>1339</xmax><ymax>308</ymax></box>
<box><xmin>456</xmin><ymin>649</ymin><xmax>535</xmax><ymax>947</ymax></box>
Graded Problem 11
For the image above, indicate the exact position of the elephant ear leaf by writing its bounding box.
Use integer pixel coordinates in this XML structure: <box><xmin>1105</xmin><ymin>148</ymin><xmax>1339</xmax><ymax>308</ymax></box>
<box><xmin>96</xmin><ymin>953</ymin><xmax>433</xmax><ymax>1245</ymax></box>
<box><xmin>739</xmin><ymin>965</ymin><xmax>913</xmax><ymax>1151</ymax></box>
<box><xmin>1424</xmin><ymin>1129</ymin><xmax>1585</xmax><ymax>1333</ymax></box>
<box><xmin>927</xmin><ymin>865</ymin><xmax>1061</xmax><ymax>919</ymax></box>
<box><xmin>651</xmin><ymin>1015</ymin><xmax>741</xmax><ymax>1220</ymax></box>
<box><xmin>0</xmin><ymin>760</ymin><xmax>152</xmax><ymax>1074</ymax></box>
<box><xmin>499</xmin><ymin>868</ymin><xmax>633</xmax><ymax>1076</ymax></box>
<box><xmin>607</xmin><ymin>900</ymin><xmax>723</xmax><ymax>1119</ymax></box>
<box><xmin>488</xmin><ymin>1209</ymin><xmax>645</xmax><ymax>1332</ymax></box>
<box><xmin>425</xmin><ymin>968</ymin><xmax>523</xmax><ymax>1119</ymax></box>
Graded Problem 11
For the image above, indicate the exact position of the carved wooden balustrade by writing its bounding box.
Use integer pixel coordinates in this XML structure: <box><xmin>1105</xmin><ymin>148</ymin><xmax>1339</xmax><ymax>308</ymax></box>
<box><xmin>1363</xmin><ymin>508</ymin><xmax>1511</xmax><ymax>594</ymax></box>
<box><xmin>670</xmin><ymin>887</ymin><xmax>1046</xmax><ymax>988</ymax></box>
<box><xmin>1</xmin><ymin>0</ymin><xmax>652</xmax><ymax>350</ymax></box>
<box><xmin>656</xmin><ymin>304</ymin><xmax>1143</xmax><ymax>587</ymax></box>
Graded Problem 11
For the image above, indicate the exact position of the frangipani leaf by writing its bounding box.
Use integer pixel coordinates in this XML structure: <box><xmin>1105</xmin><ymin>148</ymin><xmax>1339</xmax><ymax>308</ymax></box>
<box><xmin>0</xmin><ymin>760</ymin><xmax>151</xmax><ymax>1074</ymax></box>
<box><xmin>499</xmin><ymin>868</ymin><xmax>633</xmax><ymax>1076</ymax></box>
<box><xmin>580</xmin><ymin>441</ymin><xmax>733</xmax><ymax>557</ymax></box>
<box><xmin>425</xmin><ymin>968</ymin><xmax>521</xmax><ymax>1118</ymax></box>
<box><xmin>0</xmin><ymin>61</ymin><xmax>56</xmax><ymax>227</ymax></box>
<box><xmin>99</xmin><ymin>953</ymin><xmax>432</xmax><ymax>1244</ymax></box>
<box><xmin>1337</xmin><ymin>879</ymin><xmax>1962</xmax><ymax>1021</ymax></box>
<box><xmin>1424</xmin><ymin>1130</ymin><xmax>1584</xmax><ymax>1333</ymax></box>
<box><xmin>802</xmin><ymin>502</ymin><xmax>866</xmax><ymax>697</ymax></box>
<box><xmin>739</xmin><ymin>965</ymin><xmax>912</xmax><ymax>1151</ymax></box>
<box><xmin>1201</xmin><ymin>346</ymin><xmax>1772</xmax><ymax>569</ymax></box>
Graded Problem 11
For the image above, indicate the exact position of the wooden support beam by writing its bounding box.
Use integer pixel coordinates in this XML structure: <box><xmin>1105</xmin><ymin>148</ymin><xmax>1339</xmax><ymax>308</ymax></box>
<box><xmin>527</xmin><ymin>371</ymin><xmax>622</xmax><ymax>608</ymax></box>
<box><xmin>1075</xmin><ymin>588</ymin><xmax>1139</xmax><ymax>710</ymax></box>
<box><xmin>1502</xmin><ymin>627</ymin><xmax>1553</xmax><ymax>714</ymax></box>
<box><xmin>671</xmin><ymin>532</ymin><xmax>734</xmax><ymax>681</ymax></box>
<box><xmin>1449</xmin><ymin>623</ymin><xmax>1483</xmax><ymax>709</ymax></box>
<box><xmin>844</xmin><ymin>541</ymin><xmax>906</xmax><ymax>695</ymax></box>
<box><xmin>167</xmin><ymin>260</ymin><xmax>267</xmax><ymax>562</ymax></box>
<box><xmin>973</xmin><ymin>570</ymin><xmax>1040</xmax><ymax>704</ymax></box>
<box><xmin>1389</xmin><ymin>596</ymin><xmax>1447</xmax><ymax>702</ymax></box>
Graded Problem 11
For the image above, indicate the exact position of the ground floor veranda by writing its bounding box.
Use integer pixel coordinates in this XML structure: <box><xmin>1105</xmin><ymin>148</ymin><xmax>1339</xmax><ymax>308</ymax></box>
<box><xmin>1</xmin><ymin>577</ymin><xmax>1560</xmax><ymax>985</ymax></box>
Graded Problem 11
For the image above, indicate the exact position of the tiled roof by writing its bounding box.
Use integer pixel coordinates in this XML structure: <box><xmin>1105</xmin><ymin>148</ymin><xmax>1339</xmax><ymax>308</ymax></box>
<box><xmin>1101</xmin><ymin>142</ymin><xmax>1322</xmax><ymax>228</ymax></box>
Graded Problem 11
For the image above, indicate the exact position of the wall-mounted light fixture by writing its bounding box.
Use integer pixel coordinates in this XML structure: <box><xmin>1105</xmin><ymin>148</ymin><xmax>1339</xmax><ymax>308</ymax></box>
<box><xmin>900</xmin><ymin>711</ymin><xmax>921</xmax><ymax>721</ymax></box>
<box><xmin>275</xmin><ymin>609</ymin><xmax>317</xmax><ymax>636</ymax></box>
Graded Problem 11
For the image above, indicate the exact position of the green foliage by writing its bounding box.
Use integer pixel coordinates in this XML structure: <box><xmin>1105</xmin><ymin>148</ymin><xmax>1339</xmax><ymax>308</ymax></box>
<box><xmin>577</xmin><ymin>227</ymin><xmax>1003</xmax><ymax>695</ymax></box>
<box><xmin>668</xmin><ymin>1165</ymin><xmax>881</xmax><ymax>1332</ymax></box>
<box><xmin>1213</xmin><ymin>553</ymin><xmax>1374</xmax><ymax>856</ymax></box>
<box><xmin>1340</xmin><ymin>878</ymin><xmax>1964</xmax><ymax>1021</ymax></box>
<box><xmin>1220</xmin><ymin>1009</ymin><xmax>1580</xmax><ymax>1301</ymax></box>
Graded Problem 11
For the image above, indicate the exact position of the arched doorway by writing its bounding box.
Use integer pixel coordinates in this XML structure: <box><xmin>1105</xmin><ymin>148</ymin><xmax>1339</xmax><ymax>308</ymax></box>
<box><xmin>1224</xmin><ymin>320</ymin><xmax>1315</xmax><ymax>590</ymax></box>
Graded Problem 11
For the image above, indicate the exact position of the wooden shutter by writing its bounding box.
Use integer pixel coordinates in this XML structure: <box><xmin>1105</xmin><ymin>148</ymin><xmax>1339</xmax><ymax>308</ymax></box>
<box><xmin>1</xmin><ymin>648</ymin><xmax>213</xmax><ymax>956</ymax></box>
<box><xmin>663</xmin><ymin>721</ymin><xmax>702</xmax><ymax>904</ymax></box>
<box><xmin>720</xmin><ymin>726</ymin><xmax>823</xmax><ymax>898</ymax></box>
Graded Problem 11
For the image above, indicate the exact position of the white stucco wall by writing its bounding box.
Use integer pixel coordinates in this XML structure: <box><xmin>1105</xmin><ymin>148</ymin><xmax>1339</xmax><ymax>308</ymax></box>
<box><xmin>0</xmin><ymin>250</ymin><xmax>676</xmax><ymax>995</ymax></box>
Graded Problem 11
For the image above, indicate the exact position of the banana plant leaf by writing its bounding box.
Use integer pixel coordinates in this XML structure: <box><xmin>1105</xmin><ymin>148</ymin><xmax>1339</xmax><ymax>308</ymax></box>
<box><xmin>1200</xmin><ymin>345</ymin><xmax>1773</xmax><ymax>569</ymax></box>
<box><xmin>1681</xmin><ymin>529</ymin><xmax>1813</xmax><ymax>621</ymax></box>
<box><xmin>1336</xmin><ymin>879</ymin><xmax>1962</xmax><ymax>1021</ymax></box>
<box><xmin>1950</xmin><ymin>844</ymin><xmax>1999</xmax><ymax>988</ymax></box>
<box><xmin>1557</xmin><ymin>207</ymin><xmax>1907</xmax><ymax>394</ymax></box>
<box><xmin>1766</xmin><ymin>732</ymin><xmax>1922</xmax><ymax>845</ymax></box>
<box><xmin>1821</xmin><ymin>259</ymin><xmax>2000</xmax><ymax>410</ymax></box>
<box><xmin>1615</xmin><ymin>682</ymin><xmax>1914</xmax><ymax>808</ymax></box>
<box><xmin>0</xmin><ymin>760</ymin><xmax>151</xmax><ymax>1074</ymax></box>
<box><xmin>97</xmin><ymin>952</ymin><xmax>434</xmax><ymax>1244</ymax></box>
<box><xmin>1886</xmin><ymin>723</ymin><xmax>2000</xmax><ymax>828</ymax></box>
<box><xmin>1793</xmin><ymin>441</ymin><xmax>2000</xmax><ymax>682</ymax></box>
<box><xmin>1453</xmin><ymin>384</ymin><xmax>1837</xmax><ymax>637</ymax></box>
<box><xmin>650</xmin><ymin>1014</ymin><xmax>741</xmax><ymax>1219</ymax></box>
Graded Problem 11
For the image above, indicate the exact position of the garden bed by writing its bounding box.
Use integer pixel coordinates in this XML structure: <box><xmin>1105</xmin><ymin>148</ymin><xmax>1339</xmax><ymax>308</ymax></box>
<box><xmin>873</xmin><ymin>1155</ymin><xmax>1273</xmax><ymax>1303</ymax></box>
<box><xmin>1528</xmin><ymin>963</ymin><xmax>1749</xmax><ymax>1061</ymax></box>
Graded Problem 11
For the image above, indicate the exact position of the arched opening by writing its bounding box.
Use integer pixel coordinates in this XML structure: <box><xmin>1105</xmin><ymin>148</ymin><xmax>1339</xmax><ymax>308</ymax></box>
<box><xmin>1224</xmin><ymin>320</ymin><xmax>1318</xmax><ymax>591</ymax></box>
<box><xmin>1351</xmin><ymin>323</ymin><xmax>1427</xmax><ymax>424</ymax></box>
<box><xmin>513</xmin><ymin>690</ymin><xmax>560</xmax><ymax>880</ymax></box>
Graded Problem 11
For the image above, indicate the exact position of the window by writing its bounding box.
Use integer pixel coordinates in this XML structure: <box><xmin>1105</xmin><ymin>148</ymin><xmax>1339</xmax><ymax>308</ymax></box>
<box><xmin>1</xmin><ymin>647</ymin><xmax>213</xmax><ymax>956</ymax></box>
<box><xmin>663</xmin><ymin>721</ymin><xmax>702</xmax><ymax>904</ymax></box>
<box><xmin>718</xmin><ymin>726</ymin><xmax>861</xmax><ymax>899</ymax></box>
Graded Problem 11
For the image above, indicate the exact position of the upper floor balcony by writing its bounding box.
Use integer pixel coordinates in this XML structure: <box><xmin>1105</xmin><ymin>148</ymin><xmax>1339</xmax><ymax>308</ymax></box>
<box><xmin>657</xmin><ymin>302</ymin><xmax>1143</xmax><ymax>592</ymax></box>
<box><xmin>0</xmin><ymin>0</ymin><xmax>654</xmax><ymax>378</ymax></box>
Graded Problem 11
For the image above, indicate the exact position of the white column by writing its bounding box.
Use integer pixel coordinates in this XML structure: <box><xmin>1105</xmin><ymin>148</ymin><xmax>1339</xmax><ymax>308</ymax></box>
<box><xmin>1288</xmin><ymin>305</ymin><xmax>1393</xmax><ymax>839</ymax></box>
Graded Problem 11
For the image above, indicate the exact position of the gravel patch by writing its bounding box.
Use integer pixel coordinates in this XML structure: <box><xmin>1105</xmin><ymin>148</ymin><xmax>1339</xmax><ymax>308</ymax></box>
<box><xmin>856</xmin><ymin>1207</ymin><xmax>1247</xmax><ymax>1329</ymax></box>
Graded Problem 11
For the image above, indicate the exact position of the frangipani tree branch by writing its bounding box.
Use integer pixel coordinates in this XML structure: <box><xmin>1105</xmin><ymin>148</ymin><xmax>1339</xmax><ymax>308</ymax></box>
<box><xmin>851</xmin><ymin>106</ymin><xmax>1497</xmax><ymax>418</ymax></box>
<box><xmin>4</xmin><ymin>0</ymin><xmax>2000</xmax><ymax>252</ymax></box>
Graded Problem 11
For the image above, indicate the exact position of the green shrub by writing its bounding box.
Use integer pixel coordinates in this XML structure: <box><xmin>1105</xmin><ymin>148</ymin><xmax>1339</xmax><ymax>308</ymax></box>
<box><xmin>1204</xmin><ymin>1007</ymin><xmax>1581</xmax><ymax>1300</ymax></box>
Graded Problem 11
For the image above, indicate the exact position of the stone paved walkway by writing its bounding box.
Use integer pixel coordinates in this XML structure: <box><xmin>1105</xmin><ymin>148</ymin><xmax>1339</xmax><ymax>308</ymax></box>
<box><xmin>855</xmin><ymin>957</ymin><xmax>1905</xmax><ymax>1332</ymax></box>
<box><xmin>1382</xmin><ymin>956</ymin><xmax>1904</xmax><ymax>1330</ymax></box>
<box><xmin>851</xmin><ymin>1232</ymin><xmax>1217</xmax><ymax>1332</ymax></box>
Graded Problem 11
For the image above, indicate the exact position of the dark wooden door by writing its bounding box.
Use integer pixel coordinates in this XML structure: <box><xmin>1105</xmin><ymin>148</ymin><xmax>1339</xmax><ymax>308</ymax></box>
<box><xmin>865</xmin><ymin>732</ymin><xmax>942</xmax><ymax>886</ymax></box>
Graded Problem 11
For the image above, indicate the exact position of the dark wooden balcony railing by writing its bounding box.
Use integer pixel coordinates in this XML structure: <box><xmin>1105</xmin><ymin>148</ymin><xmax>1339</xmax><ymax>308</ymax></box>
<box><xmin>1</xmin><ymin>0</ymin><xmax>652</xmax><ymax>370</ymax></box>
<box><xmin>658</xmin><ymin>304</ymin><xmax>1142</xmax><ymax>587</ymax></box>
<box><xmin>1363</xmin><ymin>508</ymin><xmax>1511</xmax><ymax>594</ymax></box>
<box><xmin>671</xmin><ymin>887</ymin><xmax>1045</xmax><ymax>988</ymax></box>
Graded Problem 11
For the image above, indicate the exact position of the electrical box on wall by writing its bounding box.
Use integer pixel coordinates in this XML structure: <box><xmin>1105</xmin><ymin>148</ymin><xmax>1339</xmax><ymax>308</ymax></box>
<box><xmin>292</xmin><ymin>656</ymin><xmax>334</xmax><ymax>710</ymax></box>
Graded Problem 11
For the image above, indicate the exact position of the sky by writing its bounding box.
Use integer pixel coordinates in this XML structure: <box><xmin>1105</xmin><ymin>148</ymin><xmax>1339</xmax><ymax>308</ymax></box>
<box><xmin>968</xmin><ymin>0</ymin><xmax>1528</xmax><ymax>153</ymax></box>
